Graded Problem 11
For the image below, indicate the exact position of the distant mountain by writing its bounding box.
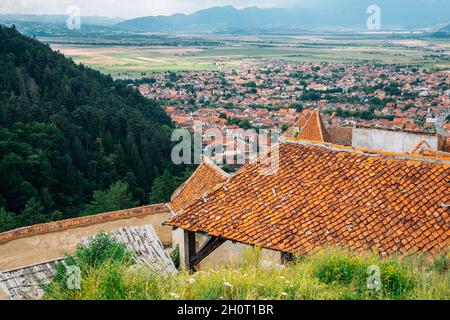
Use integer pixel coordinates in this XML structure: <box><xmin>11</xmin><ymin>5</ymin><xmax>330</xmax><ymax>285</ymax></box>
<box><xmin>0</xmin><ymin>14</ymin><xmax>124</xmax><ymax>26</ymax></box>
<box><xmin>432</xmin><ymin>24</ymin><xmax>450</xmax><ymax>38</ymax></box>
<box><xmin>117</xmin><ymin>1</ymin><xmax>450</xmax><ymax>33</ymax></box>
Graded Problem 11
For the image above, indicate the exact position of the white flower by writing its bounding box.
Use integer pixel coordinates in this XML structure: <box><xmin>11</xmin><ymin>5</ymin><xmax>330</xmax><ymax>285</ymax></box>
<box><xmin>280</xmin><ymin>276</ymin><xmax>286</xmax><ymax>280</ymax></box>
<box><xmin>223</xmin><ymin>281</ymin><xmax>233</xmax><ymax>288</ymax></box>
<box><xmin>187</xmin><ymin>277</ymin><xmax>196</xmax><ymax>284</ymax></box>
<box><xmin>281</xmin><ymin>292</ymin><xmax>288</xmax><ymax>297</ymax></box>
<box><xmin>169</xmin><ymin>292</ymin><xmax>180</xmax><ymax>299</ymax></box>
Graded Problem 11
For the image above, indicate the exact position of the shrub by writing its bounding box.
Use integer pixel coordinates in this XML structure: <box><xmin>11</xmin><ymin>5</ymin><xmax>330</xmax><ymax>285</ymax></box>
<box><xmin>380</xmin><ymin>260</ymin><xmax>415</xmax><ymax>298</ymax></box>
<box><xmin>313</xmin><ymin>250</ymin><xmax>368</xmax><ymax>285</ymax></box>
<box><xmin>74</xmin><ymin>233</ymin><xmax>133</xmax><ymax>268</ymax></box>
<box><xmin>44</xmin><ymin>233</ymin><xmax>133</xmax><ymax>298</ymax></box>
<box><xmin>432</xmin><ymin>253</ymin><xmax>449</xmax><ymax>274</ymax></box>
<box><xmin>170</xmin><ymin>245</ymin><xmax>180</xmax><ymax>269</ymax></box>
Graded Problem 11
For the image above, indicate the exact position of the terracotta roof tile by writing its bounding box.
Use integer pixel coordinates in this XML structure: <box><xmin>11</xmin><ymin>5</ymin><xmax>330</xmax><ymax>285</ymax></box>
<box><xmin>169</xmin><ymin>142</ymin><xmax>449</xmax><ymax>256</ymax></box>
<box><xmin>282</xmin><ymin>109</ymin><xmax>313</xmax><ymax>138</ymax></box>
<box><xmin>295</xmin><ymin>110</ymin><xmax>334</xmax><ymax>143</ymax></box>
<box><xmin>169</xmin><ymin>158</ymin><xmax>230</xmax><ymax>213</ymax></box>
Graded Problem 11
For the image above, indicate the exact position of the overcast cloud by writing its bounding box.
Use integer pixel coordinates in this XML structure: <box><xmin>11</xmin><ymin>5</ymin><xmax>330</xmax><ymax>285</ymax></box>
<box><xmin>0</xmin><ymin>0</ymin><xmax>317</xmax><ymax>18</ymax></box>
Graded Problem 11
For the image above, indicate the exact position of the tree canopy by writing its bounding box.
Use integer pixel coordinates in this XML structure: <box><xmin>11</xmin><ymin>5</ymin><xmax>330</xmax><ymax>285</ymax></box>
<box><xmin>0</xmin><ymin>25</ymin><xmax>182</xmax><ymax>231</ymax></box>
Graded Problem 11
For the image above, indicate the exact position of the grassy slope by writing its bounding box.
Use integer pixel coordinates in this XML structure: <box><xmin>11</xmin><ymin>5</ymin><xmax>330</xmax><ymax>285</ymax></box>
<box><xmin>44</xmin><ymin>244</ymin><xmax>449</xmax><ymax>300</ymax></box>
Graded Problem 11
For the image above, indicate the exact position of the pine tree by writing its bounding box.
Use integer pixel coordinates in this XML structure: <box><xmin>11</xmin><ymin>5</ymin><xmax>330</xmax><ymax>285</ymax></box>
<box><xmin>83</xmin><ymin>181</ymin><xmax>138</xmax><ymax>215</ymax></box>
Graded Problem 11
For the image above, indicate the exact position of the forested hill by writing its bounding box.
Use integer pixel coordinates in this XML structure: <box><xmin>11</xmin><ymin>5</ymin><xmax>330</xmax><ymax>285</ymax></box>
<box><xmin>0</xmin><ymin>25</ymin><xmax>176</xmax><ymax>231</ymax></box>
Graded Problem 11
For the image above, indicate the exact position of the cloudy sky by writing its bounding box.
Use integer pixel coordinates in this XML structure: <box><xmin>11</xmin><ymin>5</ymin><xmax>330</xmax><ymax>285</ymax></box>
<box><xmin>0</xmin><ymin>0</ymin><xmax>316</xmax><ymax>18</ymax></box>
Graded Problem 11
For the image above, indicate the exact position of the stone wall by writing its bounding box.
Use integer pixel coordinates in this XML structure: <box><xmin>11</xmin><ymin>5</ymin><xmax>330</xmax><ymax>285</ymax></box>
<box><xmin>0</xmin><ymin>205</ymin><xmax>171</xmax><ymax>271</ymax></box>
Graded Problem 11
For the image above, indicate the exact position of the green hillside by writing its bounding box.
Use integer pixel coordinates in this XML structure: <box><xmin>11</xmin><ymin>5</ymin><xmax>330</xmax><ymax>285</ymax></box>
<box><xmin>0</xmin><ymin>25</ymin><xmax>176</xmax><ymax>231</ymax></box>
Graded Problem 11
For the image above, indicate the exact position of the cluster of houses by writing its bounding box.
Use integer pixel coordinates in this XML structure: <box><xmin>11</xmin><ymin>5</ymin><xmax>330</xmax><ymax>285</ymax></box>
<box><xmin>138</xmin><ymin>60</ymin><xmax>450</xmax><ymax>133</ymax></box>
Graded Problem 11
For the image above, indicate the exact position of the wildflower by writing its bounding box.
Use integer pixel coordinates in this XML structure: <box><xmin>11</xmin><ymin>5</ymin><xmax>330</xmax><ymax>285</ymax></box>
<box><xmin>280</xmin><ymin>276</ymin><xmax>286</xmax><ymax>280</ymax></box>
<box><xmin>224</xmin><ymin>282</ymin><xmax>233</xmax><ymax>288</ymax></box>
<box><xmin>281</xmin><ymin>292</ymin><xmax>288</xmax><ymax>297</ymax></box>
<box><xmin>169</xmin><ymin>292</ymin><xmax>180</xmax><ymax>299</ymax></box>
<box><xmin>187</xmin><ymin>277</ymin><xmax>196</xmax><ymax>284</ymax></box>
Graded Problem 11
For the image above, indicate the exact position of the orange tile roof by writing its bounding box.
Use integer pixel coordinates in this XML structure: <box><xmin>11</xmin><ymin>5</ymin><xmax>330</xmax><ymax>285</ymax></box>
<box><xmin>169</xmin><ymin>142</ymin><xmax>449</xmax><ymax>256</ymax></box>
<box><xmin>0</xmin><ymin>204</ymin><xmax>169</xmax><ymax>244</ymax></box>
<box><xmin>282</xmin><ymin>109</ymin><xmax>313</xmax><ymax>139</ymax></box>
<box><xmin>296</xmin><ymin>110</ymin><xmax>334</xmax><ymax>143</ymax></box>
<box><xmin>169</xmin><ymin>158</ymin><xmax>230</xmax><ymax>214</ymax></box>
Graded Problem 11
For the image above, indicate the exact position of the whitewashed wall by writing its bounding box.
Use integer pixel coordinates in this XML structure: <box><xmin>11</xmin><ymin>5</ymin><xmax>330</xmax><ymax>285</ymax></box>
<box><xmin>352</xmin><ymin>128</ymin><xmax>438</xmax><ymax>153</ymax></box>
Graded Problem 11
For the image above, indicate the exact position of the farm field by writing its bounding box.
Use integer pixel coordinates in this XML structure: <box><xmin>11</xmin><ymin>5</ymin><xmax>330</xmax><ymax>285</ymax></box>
<box><xmin>51</xmin><ymin>36</ymin><xmax>450</xmax><ymax>78</ymax></box>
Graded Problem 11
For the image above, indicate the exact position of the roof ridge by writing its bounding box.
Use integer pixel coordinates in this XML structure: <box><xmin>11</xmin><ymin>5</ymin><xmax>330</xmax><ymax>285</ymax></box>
<box><xmin>286</xmin><ymin>139</ymin><xmax>450</xmax><ymax>165</ymax></box>
<box><xmin>296</xmin><ymin>109</ymin><xmax>333</xmax><ymax>143</ymax></box>
<box><xmin>170</xmin><ymin>157</ymin><xmax>230</xmax><ymax>202</ymax></box>
<box><xmin>203</xmin><ymin>157</ymin><xmax>232</xmax><ymax>179</ymax></box>
<box><xmin>316</xmin><ymin>110</ymin><xmax>325</xmax><ymax>142</ymax></box>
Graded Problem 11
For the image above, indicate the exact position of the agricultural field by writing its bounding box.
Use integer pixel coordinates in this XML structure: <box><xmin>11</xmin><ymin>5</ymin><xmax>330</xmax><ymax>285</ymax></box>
<box><xmin>50</xmin><ymin>35</ymin><xmax>450</xmax><ymax>78</ymax></box>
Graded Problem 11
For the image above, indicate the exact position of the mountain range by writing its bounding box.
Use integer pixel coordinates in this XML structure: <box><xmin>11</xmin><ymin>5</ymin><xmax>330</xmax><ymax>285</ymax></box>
<box><xmin>0</xmin><ymin>14</ymin><xmax>124</xmax><ymax>27</ymax></box>
<box><xmin>117</xmin><ymin>1</ymin><xmax>450</xmax><ymax>33</ymax></box>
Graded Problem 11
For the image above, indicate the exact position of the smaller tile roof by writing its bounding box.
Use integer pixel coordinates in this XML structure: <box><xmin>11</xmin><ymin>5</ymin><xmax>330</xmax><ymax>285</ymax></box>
<box><xmin>412</xmin><ymin>139</ymin><xmax>450</xmax><ymax>161</ymax></box>
<box><xmin>295</xmin><ymin>110</ymin><xmax>334</xmax><ymax>143</ymax></box>
<box><xmin>0</xmin><ymin>225</ymin><xmax>176</xmax><ymax>300</ymax></box>
<box><xmin>169</xmin><ymin>141</ymin><xmax>450</xmax><ymax>256</ymax></box>
<box><xmin>0</xmin><ymin>260</ymin><xmax>59</xmax><ymax>300</ymax></box>
<box><xmin>282</xmin><ymin>109</ymin><xmax>314</xmax><ymax>138</ymax></box>
<box><xmin>169</xmin><ymin>157</ymin><xmax>230</xmax><ymax>213</ymax></box>
<box><xmin>0</xmin><ymin>204</ymin><xmax>169</xmax><ymax>244</ymax></box>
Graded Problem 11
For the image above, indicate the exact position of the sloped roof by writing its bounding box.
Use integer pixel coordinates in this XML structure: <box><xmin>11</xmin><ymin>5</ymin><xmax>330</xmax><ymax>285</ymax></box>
<box><xmin>411</xmin><ymin>140</ymin><xmax>433</xmax><ymax>155</ymax></box>
<box><xmin>0</xmin><ymin>260</ymin><xmax>59</xmax><ymax>300</ymax></box>
<box><xmin>296</xmin><ymin>110</ymin><xmax>334</xmax><ymax>143</ymax></box>
<box><xmin>0</xmin><ymin>225</ymin><xmax>176</xmax><ymax>300</ymax></box>
<box><xmin>412</xmin><ymin>140</ymin><xmax>450</xmax><ymax>161</ymax></box>
<box><xmin>169</xmin><ymin>141</ymin><xmax>450</xmax><ymax>256</ymax></box>
<box><xmin>169</xmin><ymin>158</ymin><xmax>230</xmax><ymax>213</ymax></box>
<box><xmin>0</xmin><ymin>204</ymin><xmax>169</xmax><ymax>244</ymax></box>
<box><xmin>282</xmin><ymin>109</ymin><xmax>314</xmax><ymax>138</ymax></box>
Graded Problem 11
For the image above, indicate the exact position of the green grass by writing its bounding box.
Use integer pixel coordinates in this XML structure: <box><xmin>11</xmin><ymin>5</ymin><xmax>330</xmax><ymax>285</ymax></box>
<box><xmin>43</xmin><ymin>235</ymin><xmax>449</xmax><ymax>300</ymax></box>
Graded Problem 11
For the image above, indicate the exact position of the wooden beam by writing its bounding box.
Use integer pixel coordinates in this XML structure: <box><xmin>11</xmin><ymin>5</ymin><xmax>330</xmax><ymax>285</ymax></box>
<box><xmin>184</xmin><ymin>230</ymin><xmax>196</xmax><ymax>270</ymax></box>
<box><xmin>189</xmin><ymin>236</ymin><xmax>225</xmax><ymax>269</ymax></box>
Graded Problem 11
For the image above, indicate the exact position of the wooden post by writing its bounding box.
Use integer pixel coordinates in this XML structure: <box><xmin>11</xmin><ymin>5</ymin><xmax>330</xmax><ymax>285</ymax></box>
<box><xmin>184</xmin><ymin>230</ymin><xmax>196</xmax><ymax>271</ymax></box>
